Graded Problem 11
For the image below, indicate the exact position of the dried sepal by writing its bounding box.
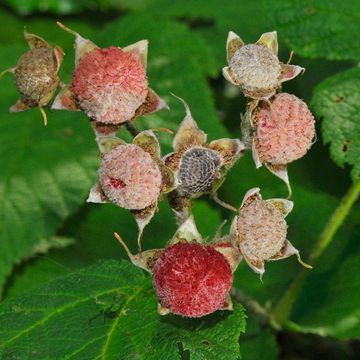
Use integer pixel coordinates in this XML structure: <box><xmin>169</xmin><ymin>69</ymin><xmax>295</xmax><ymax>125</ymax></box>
<box><xmin>208</xmin><ymin>138</ymin><xmax>245</xmax><ymax>168</ymax></box>
<box><xmin>56</xmin><ymin>22</ymin><xmax>98</xmax><ymax>64</ymax></box>
<box><xmin>54</xmin><ymin>46</ymin><xmax>65</xmax><ymax>73</ymax></box>
<box><xmin>123</xmin><ymin>39</ymin><xmax>148</xmax><ymax>69</ymax></box>
<box><xmin>266</xmin><ymin>163</ymin><xmax>292</xmax><ymax>198</ymax></box>
<box><xmin>51</xmin><ymin>85</ymin><xmax>80</xmax><ymax>111</ymax></box>
<box><xmin>213</xmin><ymin>242</ymin><xmax>242</xmax><ymax>273</ymax></box>
<box><xmin>226</xmin><ymin>31</ymin><xmax>244</xmax><ymax>62</ymax></box>
<box><xmin>280</xmin><ymin>64</ymin><xmax>305</xmax><ymax>83</ymax></box>
<box><xmin>133</xmin><ymin>130</ymin><xmax>161</xmax><ymax>159</ymax></box>
<box><xmin>169</xmin><ymin>215</ymin><xmax>202</xmax><ymax>245</ymax></box>
<box><xmin>158</xmin><ymin>163</ymin><xmax>177</xmax><ymax>193</ymax></box>
<box><xmin>266</xmin><ymin>198</ymin><xmax>293</xmax><ymax>217</ymax></box>
<box><xmin>158</xmin><ymin>304</ymin><xmax>171</xmax><ymax>315</ymax></box>
<box><xmin>114</xmin><ymin>232</ymin><xmax>163</xmax><ymax>273</ymax></box>
<box><xmin>256</xmin><ymin>31</ymin><xmax>278</xmax><ymax>55</ymax></box>
<box><xmin>97</xmin><ymin>136</ymin><xmax>126</xmax><ymax>154</ymax></box>
<box><xmin>172</xmin><ymin>95</ymin><xmax>207</xmax><ymax>152</ymax></box>
<box><xmin>222</xmin><ymin>66</ymin><xmax>237</xmax><ymax>86</ymax></box>
<box><xmin>240</xmin><ymin>187</ymin><xmax>261</xmax><ymax>208</ymax></box>
<box><xmin>9</xmin><ymin>98</ymin><xmax>31</xmax><ymax>113</ymax></box>
<box><xmin>132</xmin><ymin>203</ymin><xmax>158</xmax><ymax>252</ymax></box>
<box><xmin>87</xmin><ymin>183</ymin><xmax>108</xmax><ymax>204</ymax></box>
<box><xmin>270</xmin><ymin>240</ymin><xmax>312</xmax><ymax>269</ymax></box>
<box><xmin>220</xmin><ymin>295</ymin><xmax>234</xmax><ymax>311</ymax></box>
<box><xmin>243</xmin><ymin>256</ymin><xmax>265</xmax><ymax>280</ymax></box>
<box><xmin>134</xmin><ymin>88</ymin><xmax>169</xmax><ymax>118</ymax></box>
<box><xmin>24</xmin><ymin>29</ymin><xmax>50</xmax><ymax>49</ymax></box>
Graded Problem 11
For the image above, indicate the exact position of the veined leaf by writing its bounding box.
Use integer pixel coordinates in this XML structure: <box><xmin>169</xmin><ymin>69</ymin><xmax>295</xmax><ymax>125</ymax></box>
<box><xmin>0</xmin><ymin>44</ymin><xmax>98</xmax><ymax>296</ymax></box>
<box><xmin>264</xmin><ymin>0</ymin><xmax>360</xmax><ymax>61</ymax></box>
<box><xmin>0</xmin><ymin>260</ymin><xmax>246</xmax><ymax>359</ymax></box>
<box><xmin>312</xmin><ymin>67</ymin><xmax>360</xmax><ymax>181</ymax></box>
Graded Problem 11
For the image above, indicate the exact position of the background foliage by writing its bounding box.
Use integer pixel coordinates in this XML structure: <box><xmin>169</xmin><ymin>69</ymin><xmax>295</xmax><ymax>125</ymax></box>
<box><xmin>0</xmin><ymin>0</ymin><xmax>359</xmax><ymax>359</ymax></box>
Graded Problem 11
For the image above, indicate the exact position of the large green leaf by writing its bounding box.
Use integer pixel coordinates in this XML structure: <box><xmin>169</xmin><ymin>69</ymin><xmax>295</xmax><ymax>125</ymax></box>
<box><xmin>264</xmin><ymin>0</ymin><xmax>360</xmax><ymax>61</ymax></box>
<box><xmin>312</xmin><ymin>67</ymin><xmax>360</xmax><ymax>181</ymax></box>
<box><xmin>0</xmin><ymin>43</ymin><xmax>98</xmax><ymax>295</ymax></box>
<box><xmin>0</xmin><ymin>260</ymin><xmax>246</xmax><ymax>359</ymax></box>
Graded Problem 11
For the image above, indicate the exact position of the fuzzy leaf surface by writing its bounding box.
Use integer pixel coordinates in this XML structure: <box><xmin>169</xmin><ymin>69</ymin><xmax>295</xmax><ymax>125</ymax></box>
<box><xmin>0</xmin><ymin>260</ymin><xmax>246</xmax><ymax>359</ymax></box>
<box><xmin>264</xmin><ymin>0</ymin><xmax>360</xmax><ymax>60</ymax></box>
<box><xmin>312</xmin><ymin>67</ymin><xmax>360</xmax><ymax>181</ymax></box>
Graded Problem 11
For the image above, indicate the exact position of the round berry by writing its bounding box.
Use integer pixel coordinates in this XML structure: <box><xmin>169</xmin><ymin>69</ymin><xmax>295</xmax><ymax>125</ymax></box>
<box><xmin>153</xmin><ymin>242</ymin><xmax>233</xmax><ymax>317</ymax></box>
<box><xmin>229</xmin><ymin>44</ymin><xmax>281</xmax><ymax>98</ymax></box>
<box><xmin>178</xmin><ymin>147</ymin><xmax>222</xmax><ymax>196</ymax></box>
<box><xmin>72</xmin><ymin>47</ymin><xmax>148</xmax><ymax>124</ymax></box>
<box><xmin>14</xmin><ymin>47</ymin><xmax>59</xmax><ymax>107</ymax></box>
<box><xmin>254</xmin><ymin>93</ymin><xmax>315</xmax><ymax>165</ymax></box>
<box><xmin>236</xmin><ymin>199</ymin><xmax>287</xmax><ymax>261</ymax></box>
<box><xmin>99</xmin><ymin>144</ymin><xmax>162</xmax><ymax>210</ymax></box>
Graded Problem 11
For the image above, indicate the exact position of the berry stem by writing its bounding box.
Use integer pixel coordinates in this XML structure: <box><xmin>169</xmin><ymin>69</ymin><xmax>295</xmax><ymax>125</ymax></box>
<box><xmin>272</xmin><ymin>177</ymin><xmax>360</xmax><ymax>324</ymax></box>
<box><xmin>125</xmin><ymin>121</ymin><xmax>140</xmax><ymax>137</ymax></box>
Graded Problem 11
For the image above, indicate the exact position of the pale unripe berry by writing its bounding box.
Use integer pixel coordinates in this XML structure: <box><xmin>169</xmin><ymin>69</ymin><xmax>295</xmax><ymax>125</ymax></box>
<box><xmin>237</xmin><ymin>199</ymin><xmax>287</xmax><ymax>261</ymax></box>
<box><xmin>99</xmin><ymin>144</ymin><xmax>162</xmax><ymax>210</ymax></box>
<box><xmin>15</xmin><ymin>47</ymin><xmax>59</xmax><ymax>107</ymax></box>
<box><xmin>253</xmin><ymin>93</ymin><xmax>315</xmax><ymax>165</ymax></box>
<box><xmin>178</xmin><ymin>147</ymin><xmax>222</xmax><ymax>196</ymax></box>
<box><xmin>153</xmin><ymin>242</ymin><xmax>233</xmax><ymax>318</ymax></box>
<box><xmin>72</xmin><ymin>47</ymin><xmax>148</xmax><ymax>124</ymax></box>
<box><xmin>229</xmin><ymin>44</ymin><xmax>281</xmax><ymax>99</ymax></box>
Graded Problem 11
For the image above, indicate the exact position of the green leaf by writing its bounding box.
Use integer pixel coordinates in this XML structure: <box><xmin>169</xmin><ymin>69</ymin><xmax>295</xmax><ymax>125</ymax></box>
<box><xmin>312</xmin><ymin>67</ymin><xmax>360</xmax><ymax>181</ymax></box>
<box><xmin>0</xmin><ymin>43</ymin><xmax>98</xmax><ymax>295</ymax></box>
<box><xmin>0</xmin><ymin>260</ymin><xmax>246</xmax><ymax>359</ymax></box>
<box><xmin>240</xmin><ymin>317</ymin><xmax>278</xmax><ymax>360</ymax></box>
<box><xmin>264</xmin><ymin>0</ymin><xmax>360</xmax><ymax>60</ymax></box>
<box><xmin>3</xmin><ymin>0</ymin><xmax>97</xmax><ymax>15</ymax></box>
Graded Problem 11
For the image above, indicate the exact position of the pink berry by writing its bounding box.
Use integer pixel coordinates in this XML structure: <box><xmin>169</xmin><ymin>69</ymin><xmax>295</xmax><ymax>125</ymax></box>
<box><xmin>99</xmin><ymin>144</ymin><xmax>162</xmax><ymax>210</ymax></box>
<box><xmin>236</xmin><ymin>199</ymin><xmax>287</xmax><ymax>261</ymax></box>
<box><xmin>254</xmin><ymin>93</ymin><xmax>315</xmax><ymax>165</ymax></box>
<box><xmin>153</xmin><ymin>242</ymin><xmax>233</xmax><ymax>318</ymax></box>
<box><xmin>72</xmin><ymin>47</ymin><xmax>148</xmax><ymax>124</ymax></box>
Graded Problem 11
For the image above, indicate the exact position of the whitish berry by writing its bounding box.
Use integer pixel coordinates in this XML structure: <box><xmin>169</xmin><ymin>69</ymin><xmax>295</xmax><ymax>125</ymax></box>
<box><xmin>253</xmin><ymin>93</ymin><xmax>315</xmax><ymax>165</ymax></box>
<box><xmin>237</xmin><ymin>198</ymin><xmax>287</xmax><ymax>261</ymax></box>
<box><xmin>153</xmin><ymin>242</ymin><xmax>233</xmax><ymax>318</ymax></box>
<box><xmin>223</xmin><ymin>31</ymin><xmax>304</xmax><ymax>100</ymax></box>
<box><xmin>178</xmin><ymin>147</ymin><xmax>222</xmax><ymax>196</ymax></box>
<box><xmin>229</xmin><ymin>44</ymin><xmax>281</xmax><ymax>99</ymax></box>
<box><xmin>231</xmin><ymin>188</ymin><xmax>311</xmax><ymax>278</ymax></box>
<box><xmin>99</xmin><ymin>144</ymin><xmax>162</xmax><ymax>210</ymax></box>
<box><xmin>72</xmin><ymin>47</ymin><xmax>148</xmax><ymax>124</ymax></box>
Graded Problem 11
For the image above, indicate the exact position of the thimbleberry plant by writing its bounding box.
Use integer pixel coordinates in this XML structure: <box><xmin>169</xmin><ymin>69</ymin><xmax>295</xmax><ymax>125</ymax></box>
<box><xmin>1</xmin><ymin>7</ymin><xmax>359</xmax><ymax>360</ymax></box>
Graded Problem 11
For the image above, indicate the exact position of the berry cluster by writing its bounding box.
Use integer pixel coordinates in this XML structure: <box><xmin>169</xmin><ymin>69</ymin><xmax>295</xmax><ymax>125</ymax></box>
<box><xmin>1</xmin><ymin>27</ymin><xmax>315</xmax><ymax>318</ymax></box>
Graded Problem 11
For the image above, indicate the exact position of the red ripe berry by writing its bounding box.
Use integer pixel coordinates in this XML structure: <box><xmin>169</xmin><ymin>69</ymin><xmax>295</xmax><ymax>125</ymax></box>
<box><xmin>153</xmin><ymin>242</ymin><xmax>233</xmax><ymax>318</ymax></box>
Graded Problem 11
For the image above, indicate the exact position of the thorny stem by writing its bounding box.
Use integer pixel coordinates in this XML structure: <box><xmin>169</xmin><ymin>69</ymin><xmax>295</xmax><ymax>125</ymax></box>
<box><xmin>273</xmin><ymin>178</ymin><xmax>360</xmax><ymax>324</ymax></box>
